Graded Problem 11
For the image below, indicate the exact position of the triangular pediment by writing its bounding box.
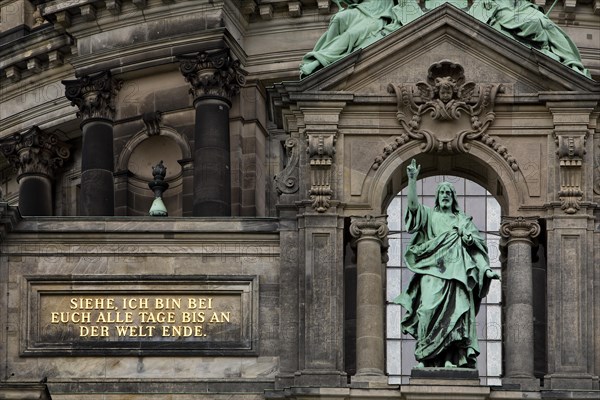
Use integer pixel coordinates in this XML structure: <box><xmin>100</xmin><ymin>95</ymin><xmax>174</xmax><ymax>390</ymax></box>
<box><xmin>294</xmin><ymin>4</ymin><xmax>598</xmax><ymax>95</ymax></box>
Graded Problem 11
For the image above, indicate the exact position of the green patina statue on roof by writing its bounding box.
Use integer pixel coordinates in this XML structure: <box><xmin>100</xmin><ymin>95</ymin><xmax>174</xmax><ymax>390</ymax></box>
<box><xmin>299</xmin><ymin>0</ymin><xmax>424</xmax><ymax>77</ymax></box>
<box><xmin>393</xmin><ymin>159</ymin><xmax>500</xmax><ymax>368</ymax></box>
<box><xmin>469</xmin><ymin>0</ymin><xmax>590</xmax><ymax>78</ymax></box>
<box><xmin>300</xmin><ymin>0</ymin><xmax>590</xmax><ymax>78</ymax></box>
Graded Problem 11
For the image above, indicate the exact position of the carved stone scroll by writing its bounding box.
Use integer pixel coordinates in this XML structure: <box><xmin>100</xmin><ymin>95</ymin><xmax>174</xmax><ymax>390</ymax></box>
<box><xmin>275</xmin><ymin>138</ymin><xmax>300</xmax><ymax>195</ymax></box>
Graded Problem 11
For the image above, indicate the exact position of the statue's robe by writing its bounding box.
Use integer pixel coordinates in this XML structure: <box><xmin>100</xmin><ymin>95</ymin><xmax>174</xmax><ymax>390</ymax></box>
<box><xmin>300</xmin><ymin>0</ymin><xmax>423</xmax><ymax>77</ymax></box>
<box><xmin>394</xmin><ymin>203</ymin><xmax>494</xmax><ymax>367</ymax></box>
<box><xmin>469</xmin><ymin>0</ymin><xmax>590</xmax><ymax>77</ymax></box>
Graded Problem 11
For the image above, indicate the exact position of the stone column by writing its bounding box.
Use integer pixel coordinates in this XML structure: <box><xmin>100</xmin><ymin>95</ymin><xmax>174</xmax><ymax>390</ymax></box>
<box><xmin>178</xmin><ymin>49</ymin><xmax>245</xmax><ymax>216</ymax></box>
<box><xmin>500</xmin><ymin>216</ymin><xmax>540</xmax><ymax>391</ymax></box>
<box><xmin>63</xmin><ymin>71</ymin><xmax>121</xmax><ymax>216</ymax></box>
<box><xmin>349</xmin><ymin>215</ymin><xmax>388</xmax><ymax>379</ymax></box>
<box><xmin>0</xmin><ymin>127</ymin><xmax>70</xmax><ymax>216</ymax></box>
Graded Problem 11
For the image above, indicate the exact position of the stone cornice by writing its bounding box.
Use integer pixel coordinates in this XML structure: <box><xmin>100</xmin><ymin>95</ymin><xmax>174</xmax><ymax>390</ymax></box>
<box><xmin>0</xmin><ymin>126</ymin><xmax>70</xmax><ymax>181</ymax></box>
<box><xmin>0</xmin><ymin>25</ymin><xmax>73</xmax><ymax>84</ymax></box>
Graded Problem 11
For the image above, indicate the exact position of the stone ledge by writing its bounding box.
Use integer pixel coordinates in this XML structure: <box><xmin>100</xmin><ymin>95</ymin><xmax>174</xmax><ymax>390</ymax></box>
<box><xmin>0</xmin><ymin>382</ymin><xmax>52</xmax><ymax>400</ymax></box>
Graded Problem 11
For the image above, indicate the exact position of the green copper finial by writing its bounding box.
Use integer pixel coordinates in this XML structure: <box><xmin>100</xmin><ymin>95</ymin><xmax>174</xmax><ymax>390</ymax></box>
<box><xmin>148</xmin><ymin>160</ymin><xmax>169</xmax><ymax>217</ymax></box>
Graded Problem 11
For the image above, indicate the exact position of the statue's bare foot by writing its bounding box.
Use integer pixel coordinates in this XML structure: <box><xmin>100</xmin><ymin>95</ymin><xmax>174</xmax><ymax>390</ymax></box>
<box><xmin>416</xmin><ymin>362</ymin><xmax>425</xmax><ymax>368</ymax></box>
<box><xmin>444</xmin><ymin>361</ymin><xmax>456</xmax><ymax>368</ymax></box>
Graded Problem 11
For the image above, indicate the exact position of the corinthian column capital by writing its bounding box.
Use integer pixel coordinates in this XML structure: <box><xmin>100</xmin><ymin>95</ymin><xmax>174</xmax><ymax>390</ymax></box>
<box><xmin>62</xmin><ymin>71</ymin><xmax>122</xmax><ymax>121</ymax></box>
<box><xmin>177</xmin><ymin>48</ymin><xmax>246</xmax><ymax>103</ymax></box>
<box><xmin>0</xmin><ymin>126</ymin><xmax>70</xmax><ymax>181</ymax></box>
<box><xmin>500</xmin><ymin>216</ymin><xmax>541</xmax><ymax>245</ymax></box>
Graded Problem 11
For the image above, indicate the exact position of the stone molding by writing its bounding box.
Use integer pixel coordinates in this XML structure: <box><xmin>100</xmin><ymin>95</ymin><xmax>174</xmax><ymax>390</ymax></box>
<box><xmin>178</xmin><ymin>49</ymin><xmax>246</xmax><ymax>103</ymax></box>
<box><xmin>500</xmin><ymin>216</ymin><xmax>541</xmax><ymax>246</ymax></box>
<box><xmin>62</xmin><ymin>71</ymin><xmax>122</xmax><ymax>121</ymax></box>
<box><xmin>275</xmin><ymin>138</ymin><xmax>300</xmax><ymax>195</ymax></box>
<box><xmin>0</xmin><ymin>126</ymin><xmax>70</xmax><ymax>181</ymax></box>
<box><xmin>382</xmin><ymin>61</ymin><xmax>517</xmax><ymax>171</ymax></box>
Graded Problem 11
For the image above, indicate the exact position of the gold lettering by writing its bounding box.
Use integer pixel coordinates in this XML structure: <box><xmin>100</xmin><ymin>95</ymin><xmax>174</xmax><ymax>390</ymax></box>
<box><xmin>209</xmin><ymin>312</ymin><xmax>229</xmax><ymax>323</ymax></box>
<box><xmin>181</xmin><ymin>311</ymin><xmax>205</xmax><ymax>323</ymax></box>
<box><xmin>187</xmin><ymin>298</ymin><xmax>213</xmax><ymax>310</ymax></box>
<box><xmin>79</xmin><ymin>326</ymin><xmax>109</xmax><ymax>337</ymax></box>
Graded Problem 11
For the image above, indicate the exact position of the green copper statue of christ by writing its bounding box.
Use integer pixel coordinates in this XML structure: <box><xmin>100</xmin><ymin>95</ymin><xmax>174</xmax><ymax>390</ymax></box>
<box><xmin>393</xmin><ymin>159</ymin><xmax>500</xmax><ymax>368</ymax></box>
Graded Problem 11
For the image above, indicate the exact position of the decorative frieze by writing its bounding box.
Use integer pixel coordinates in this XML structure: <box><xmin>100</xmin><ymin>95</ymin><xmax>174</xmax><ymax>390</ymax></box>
<box><xmin>383</xmin><ymin>61</ymin><xmax>517</xmax><ymax>171</ymax></box>
<box><xmin>62</xmin><ymin>71</ymin><xmax>122</xmax><ymax>121</ymax></box>
<box><xmin>0</xmin><ymin>127</ymin><xmax>70</xmax><ymax>181</ymax></box>
<box><xmin>178</xmin><ymin>49</ymin><xmax>246</xmax><ymax>103</ymax></box>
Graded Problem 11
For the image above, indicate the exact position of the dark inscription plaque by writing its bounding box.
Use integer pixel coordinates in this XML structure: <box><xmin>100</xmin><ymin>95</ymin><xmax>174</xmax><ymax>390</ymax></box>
<box><xmin>22</xmin><ymin>276</ymin><xmax>258</xmax><ymax>356</ymax></box>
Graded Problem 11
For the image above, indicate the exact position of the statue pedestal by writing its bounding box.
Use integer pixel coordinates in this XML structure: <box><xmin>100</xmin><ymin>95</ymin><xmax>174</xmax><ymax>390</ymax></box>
<box><xmin>401</xmin><ymin>368</ymin><xmax>489</xmax><ymax>400</ymax></box>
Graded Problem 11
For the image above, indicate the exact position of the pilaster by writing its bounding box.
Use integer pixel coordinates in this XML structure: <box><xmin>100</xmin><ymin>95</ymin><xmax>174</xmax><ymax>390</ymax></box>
<box><xmin>544</xmin><ymin>209</ymin><xmax>599</xmax><ymax>390</ymax></box>
<box><xmin>293</xmin><ymin>205</ymin><xmax>347</xmax><ymax>387</ymax></box>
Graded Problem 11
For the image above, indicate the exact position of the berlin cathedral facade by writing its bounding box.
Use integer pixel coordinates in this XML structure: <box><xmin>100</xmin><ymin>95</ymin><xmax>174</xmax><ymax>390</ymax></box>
<box><xmin>0</xmin><ymin>1</ymin><xmax>599</xmax><ymax>399</ymax></box>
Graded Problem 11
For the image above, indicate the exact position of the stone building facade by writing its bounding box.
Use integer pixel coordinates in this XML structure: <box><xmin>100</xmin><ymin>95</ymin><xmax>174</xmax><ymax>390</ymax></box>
<box><xmin>0</xmin><ymin>1</ymin><xmax>599</xmax><ymax>399</ymax></box>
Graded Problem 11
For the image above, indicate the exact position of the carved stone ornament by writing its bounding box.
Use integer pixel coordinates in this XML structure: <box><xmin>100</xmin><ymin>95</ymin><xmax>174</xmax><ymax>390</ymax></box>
<box><xmin>274</xmin><ymin>138</ymin><xmax>300</xmax><ymax>195</ymax></box>
<box><xmin>379</xmin><ymin>61</ymin><xmax>517</xmax><ymax>171</ymax></box>
<box><xmin>142</xmin><ymin>111</ymin><xmax>163</xmax><ymax>136</ymax></box>
<box><xmin>0</xmin><ymin>126</ymin><xmax>70</xmax><ymax>181</ymax></box>
<box><xmin>555</xmin><ymin>134</ymin><xmax>586</xmax><ymax>213</ymax></box>
<box><xmin>62</xmin><ymin>71</ymin><xmax>122</xmax><ymax>121</ymax></box>
<box><xmin>178</xmin><ymin>49</ymin><xmax>246</xmax><ymax>102</ymax></box>
<box><xmin>307</xmin><ymin>133</ymin><xmax>336</xmax><ymax>212</ymax></box>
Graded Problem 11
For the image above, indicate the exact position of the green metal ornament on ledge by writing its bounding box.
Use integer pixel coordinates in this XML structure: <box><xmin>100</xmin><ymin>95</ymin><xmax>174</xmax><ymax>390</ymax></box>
<box><xmin>148</xmin><ymin>160</ymin><xmax>169</xmax><ymax>217</ymax></box>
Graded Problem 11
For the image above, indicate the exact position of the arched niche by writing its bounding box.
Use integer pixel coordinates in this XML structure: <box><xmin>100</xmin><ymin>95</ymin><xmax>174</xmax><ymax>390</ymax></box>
<box><xmin>364</xmin><ymin>141</ymin><xmax>529</xmax><ymax>216</ymax></box>
<box><xmin>115</xmin><ymin>127</ymin><xmax>192</xmax><ymax>216</ymax></box>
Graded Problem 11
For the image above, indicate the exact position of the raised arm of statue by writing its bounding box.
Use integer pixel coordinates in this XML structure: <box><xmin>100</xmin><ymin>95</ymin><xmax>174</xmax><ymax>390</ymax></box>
<box><xmin>406</xmin><ymin>159</ymin><xmax>420</xmax><ymax>212</ymax></box>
